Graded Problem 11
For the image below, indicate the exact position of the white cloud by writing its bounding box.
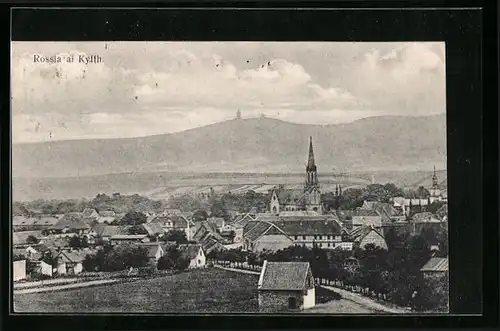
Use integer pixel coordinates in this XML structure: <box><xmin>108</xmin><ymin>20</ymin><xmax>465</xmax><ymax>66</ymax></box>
<box><xmin>11</xmin><ymin>42</ymin><xmax>446</xmax><ymax>143</ymax></box>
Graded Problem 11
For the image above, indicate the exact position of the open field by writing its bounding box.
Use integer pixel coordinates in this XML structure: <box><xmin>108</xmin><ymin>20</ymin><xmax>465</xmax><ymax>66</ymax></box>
<box><xmin>14</xmin><ymin>268</ymin><xmax>260</xmax><ymax>313</ymax></box>
<box><xmin>14</xmin><ymin>268</ymin><xmax>373</xmax><ymax>313</ymax></box>
<box><xmin>13</xmin><ymin>169</ymin><xmax>446</xmax><ymax>201</ymax></box>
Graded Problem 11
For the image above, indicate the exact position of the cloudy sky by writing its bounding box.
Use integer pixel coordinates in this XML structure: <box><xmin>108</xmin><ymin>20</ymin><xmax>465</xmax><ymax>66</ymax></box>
<box><xmin>11</xmin><ymin>42</ymin><xmax>446</xmax><ymax>143</ymax></box>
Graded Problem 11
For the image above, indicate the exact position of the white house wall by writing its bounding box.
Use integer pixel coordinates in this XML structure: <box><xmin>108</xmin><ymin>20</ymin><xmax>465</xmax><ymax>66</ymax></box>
<box><xmin>303</xmin><ymin>287</ymin><xmax>315</xmax><ymax>309</ymax></box>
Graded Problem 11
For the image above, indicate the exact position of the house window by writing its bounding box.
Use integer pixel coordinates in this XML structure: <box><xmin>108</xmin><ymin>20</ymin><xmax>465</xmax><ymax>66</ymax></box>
<box><xmin>328</xmin><ymin>243</ymin><xmax>330</xmax><ymax>247</ymax></box>
<box><xmin>319</xmin><ymin>243</ymin><xmax>322</xmax><ymax>248</ymax></box>
<box><xmin>327</xmin><ymin>235</ymin><xmax>331</xmax><ymax>240</ymax></box>
<box><xmin>319</xmin><ymin>236</ymin><xmax>322</xmax><ymax>240</ymax></box>
<box><xmin>294</xmin><ymin>236</ymin><xmax>298</xmax><ymax>240</ymax></box>
<box><xmin>314</xmin><ymin>236</ymin><xmax>317</xmax><ymax>239</ymax></box>
<box><xmin>198</xmin><ymin>259</ymin><xmax>201</xmax><ymax>265</ymax></box>
<box><xmin>303</xmin><ymin>236</ymin><xmax>306</xmax><ymax>240</ymax></box>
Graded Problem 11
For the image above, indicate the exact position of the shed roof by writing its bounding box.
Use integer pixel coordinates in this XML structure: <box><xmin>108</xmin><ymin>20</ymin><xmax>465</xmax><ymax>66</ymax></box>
<box><xmin>421</xmin><ymin>257</ymin><xmax>448</xmax><ymax>272</ymax></box>
<box><xmin>259</xmin><ymin>261</ymin><xmax>311</xmax><ymax>291</ymax></box>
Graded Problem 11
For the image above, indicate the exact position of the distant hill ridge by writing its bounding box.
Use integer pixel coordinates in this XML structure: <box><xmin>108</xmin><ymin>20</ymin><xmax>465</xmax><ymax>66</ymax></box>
<box><xmin>12</xmin><ymin>114</ymin><xmax>447</xmax><ymax>178</ymax></box>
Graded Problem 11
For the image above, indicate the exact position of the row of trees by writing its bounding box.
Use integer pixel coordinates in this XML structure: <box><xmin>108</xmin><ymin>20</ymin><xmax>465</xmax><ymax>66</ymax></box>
<box><xmin>322</xmin><ymin>183</ymin><xmax>432</xmax><ymax>211</ymax></box>
<box><xmin>82</xmin><ymin>244</ymin><xmax>150</xmax><ymax>272</ymax></box>
<box><xmin>208</xmin><ymin>228</ymin><xmax>448</xmax><ymax>312</ymax></box>
<box><xmin>13</xmin><ymin>194</ymin><xmax>170</xmax><ymax>217</ymax></box>
<box><xmin>81</xmin><ymin>243</ymin><xmax>191</xmax><ymax>273</ymax></box>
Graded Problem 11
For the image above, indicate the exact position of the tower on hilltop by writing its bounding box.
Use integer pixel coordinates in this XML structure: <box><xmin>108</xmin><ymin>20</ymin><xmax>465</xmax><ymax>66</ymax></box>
<box><xmin>236</xmin><ymin>109</ymin><xmax>242</xmax><ymax>120</ymax></box>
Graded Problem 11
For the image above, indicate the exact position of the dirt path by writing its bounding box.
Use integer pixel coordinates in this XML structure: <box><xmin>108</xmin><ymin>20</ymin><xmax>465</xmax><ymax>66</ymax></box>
<box><xmin>14</xmin><ymin>278</ymin><xmax>127</xmax><ymax>294</ymax></box>
<box><xmin>214</xmin><ymin>265</ymin><xmax>260</xmax><ymax>275</ymax></box>
<box><xmin>319</xmin><ymin>285</ymin><xmax>407</xmax><ymax>314</ymax></box>
<box><xmin>216</xmin><ymin>265</ymin><xmax>406</xmax><ymax>314</ymax></box>
<box><xmin>14</xmin><ymin>278</ymin><xmax>79</xmax><ymax>289</ymax></box>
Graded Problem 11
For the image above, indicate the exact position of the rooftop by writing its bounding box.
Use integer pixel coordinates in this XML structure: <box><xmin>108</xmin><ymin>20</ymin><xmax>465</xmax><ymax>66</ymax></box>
<box><xmin>259</xmin><ymin>261</ymin><xmax>312</xmax><ymax>291</ymax></box>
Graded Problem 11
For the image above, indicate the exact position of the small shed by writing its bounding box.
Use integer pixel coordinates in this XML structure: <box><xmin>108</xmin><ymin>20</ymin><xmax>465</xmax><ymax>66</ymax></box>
<box><xmin>257</xmin><ymin>261</ymin><xmax>315</xmax><ymax>312</ymax></box>
<box><xmin>420</xmin><ymin>257</ymin><xmax>448</xmax><ymax>280</ymax></box>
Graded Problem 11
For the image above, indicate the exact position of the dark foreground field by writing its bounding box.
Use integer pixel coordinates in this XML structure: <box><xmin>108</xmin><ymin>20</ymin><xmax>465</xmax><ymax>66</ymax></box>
<box><xmin>14</xmin><ymin>268</ymin><xmax>260</xmax><ymax>313</ymax></box>
<box><xmin>14</xmin><ymin>268</ymin><xmax>378</xmax><ymax>313</ymax></box>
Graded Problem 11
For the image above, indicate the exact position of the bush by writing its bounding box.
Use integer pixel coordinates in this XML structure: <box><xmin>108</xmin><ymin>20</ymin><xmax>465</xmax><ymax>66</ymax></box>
<box><xmin>157</xmin><ymin>246</ymin><xmax>190</xmax><ymax>271</ymax></box>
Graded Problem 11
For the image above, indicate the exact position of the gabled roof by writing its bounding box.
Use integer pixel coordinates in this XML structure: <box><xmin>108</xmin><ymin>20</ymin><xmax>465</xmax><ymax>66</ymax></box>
<box><xmin>361</xmin><ymin>201</ymin><xmax>400</xmax><ymax>221</ymax></box>
<box><xmin>57</xmin><ymin>249</ymin><xmax>96</xmax><ymax>264</ymax></box>
<box><xmin>412</xmin><ymin>212</ymin><xmax>434</xmax><ymax>222</ymax></box>
<box><xmin>141</xmin><ymin>223</ymin><xmax>165</xmax><ymax>236</ymax></box>
<box><xmin>82</xmin><ymin>208</ymin><xmax>98</xmax><ymax>217</ymax></box>
<box><xmin>244</xmin><ymin>221</ymin><xmax>275</xmax><ymax>242</ymax></box>
<box><xmin>178</xmin><ymin>244</ymin><xmax>202</xmax><ymax>260</ymax></box>
<box><xmin>51</xmin><ymin>214</ymin><xmax>91</xmax><ymax>230</ymax></box>
<box><xmin>12</xmin><ymin>231</ymin><xmax>43</xmax><ymax>245</ymax></box>
<box><xmin>13</xmin><ymin>215</ymin><xmax>32</xmax><ymax>225</ymax></box>
<box><xmin>193</xmin><ymin>222</ymin><xmax>223</xmax><ymax>241</ymax></box>
<box><xmin>207</xmin><ymin>217</ymin><xmax>225</xmax><ymax>228</ymax></box>
<box><xmin>43</xmin><ymin>238</ymin><xmax>69</xmax><ymax>250</ymax></box>
<box><xmin>110</xmin><ymin>234</ymin><xmax>148</xmax><ymax>240</ymax></box>
<box><xmin>273</xmin><ymin>189</ymin><xmax>306</xmax><ymax>205</ymax></box>
<box><xmin>436</xmin><ymin>204</ymin><xmax>448</xmax><ymax>219</ymax></box>
<box><xmin>274</xmin><ymin>219</ymin><xmax>342</xmax><ymax>236</ymax></box>
<box><xmin>93</xmin><ymin>225</ymin><xmax>128</xmax><ymax>237</ymax></box>
<box><xmin>150</xmin><ymin>215</ymin><xmax>189</xmax><ymax>228</ymax></box>
<box><xmin>163</xmin><ymin>208</ymin><xmax>182</xmax><ymax>215</ymax></box>
<box><xmin>421</xmin><ymin>257</ymin><xmax>448</xmax><ymax>272</ymax></box>
<box><xmin>347</xmin><ymin>225</ymin><xmax>384</xmax><ymax>243</ymax></box>
<box><xmin>278</xmin><ymin>210</ymin><xmax>319</xmax><ymax>217</ymax></box>
<box><xmin>98</xmin><ymin>211</ymin><xmax>116</xmax><ymax>217</ymax></box>
<box><xmin>200</xmin><ymin>236</ymin><xmax>222</xmax><ymax>253</ymax></box>
<box><xmin>259</xmin><ymin>261</ymin><xmax>312</xmax><ymax>291</ymax></box>
<box><xmin>138</xmin><ymin>242</ymin><xmax>164</xmax><ymax>258</ymax></box>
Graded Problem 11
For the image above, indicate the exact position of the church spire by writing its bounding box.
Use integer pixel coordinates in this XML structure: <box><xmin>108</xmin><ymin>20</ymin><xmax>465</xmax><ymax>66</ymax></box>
<box><xmin>307</xmin><ymin>136</ymin><xmax>316</xmax><ymax>171</ymax></box>
<box><xmin>305</xmin><ymin>137</ymin><xmax>318</xmax><ymax>188</ymax></box>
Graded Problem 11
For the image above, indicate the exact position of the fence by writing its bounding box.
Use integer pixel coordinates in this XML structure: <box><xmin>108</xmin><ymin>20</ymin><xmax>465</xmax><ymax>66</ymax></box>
<box><xmin>210</xmin><ymin>259</ymin><xmax>390</xmax><ymax>303</ymax></box>
<box><xmin>211</xmin><ymin>260</ymin><xmax>262</xmax><ymax>272</ymax></box>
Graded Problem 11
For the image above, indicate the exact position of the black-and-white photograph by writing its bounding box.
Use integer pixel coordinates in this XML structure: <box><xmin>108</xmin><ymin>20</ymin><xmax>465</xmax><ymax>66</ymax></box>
<box><xmin>12</xmin><ymin>41</ymin><xmax>448</xmax><ymax>314</ymax></box>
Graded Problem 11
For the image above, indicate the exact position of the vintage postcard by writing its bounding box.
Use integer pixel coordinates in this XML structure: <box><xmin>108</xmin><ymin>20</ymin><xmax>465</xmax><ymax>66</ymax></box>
<box><xmin>11</xmin><ymin>41</ymin><xmax>448</xmax><ymax>314</ymax></box>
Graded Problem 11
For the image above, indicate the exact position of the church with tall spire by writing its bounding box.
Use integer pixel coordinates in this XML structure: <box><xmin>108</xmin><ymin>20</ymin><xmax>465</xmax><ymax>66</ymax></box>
<box><xmin>269</xmin><ymin>137</ymin><xmax>323</xmax><ymax>215</ymax></box>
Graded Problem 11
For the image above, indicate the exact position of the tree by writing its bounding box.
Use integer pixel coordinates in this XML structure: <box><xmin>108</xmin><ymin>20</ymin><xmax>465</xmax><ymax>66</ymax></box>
<box><xmin>363</xmin><ymin>184</ymin><xmax>391</xmax><ymax>203</ymax></box>
<box><xmin>103</xmin><ymin>244</ymin><xmax>149</xmax><ymax>271</ymax></box>
<box><xmin>210</xmin><ymin>199</ymin><xmax>229</xmax><ymax>220</ymax></box>
<box><xmin>416</xmin><ymin>186</ymin><xmax>430</xmax><ymax>199</ymax></box>
<box><xmin>26</xmin><ymin>235</ymin><xmax>39</xmax><ymax>245</ymax></box>
<box><xmin>426</xmin><ymin>201</ymin><xmax>446</xmax><ymax>214</ymax></box>
<box><xmin>120</xmin><ymin>211</ymin><xmax>147</xmax><ymax>226</ymax></box>
<box><xmin>127</xmin><ymin>224</ymin><xmax>148</xmax><ymax>235</ymax></box>
<box><xmin>164</xmin><ymin>230</ymin><xmax>188</xmax><ymax>245</ymax></box>
<box><xmin>157</xmin><ymin>246</ymin><xmax>190</xmax><ymax>271</ymax></box>
<box><xmin>13</xmin><ymin>254</ymin><xmax>26</xmax><ymax>261</ymax></box>
<box><xmin>383</xmin><ymin>183</ymin><xmax>405</xmax><ymax>198</ymax></box>
<box><xmin>68</xmin><ymin>235</ymin><xmax>89</xmax><ymax>249</ymax></box>
<box><xmin>192</xmin><ymin>210</ymin><xmax>209</xmax><ymax>223</ymax></box>
<box><xmin>83</xmin><ymin>249</ymin><xmax>107</xmax><ymax>272</ymax></box>
<box><xmin>336</xmin><ymin>188</ymin><xmax>365</xmax><ymax>210</ymax></box>
<box><xmin>41</xmin><ymin>251</ymin><xmax>58</xmax><ymax>267</ymax></box>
